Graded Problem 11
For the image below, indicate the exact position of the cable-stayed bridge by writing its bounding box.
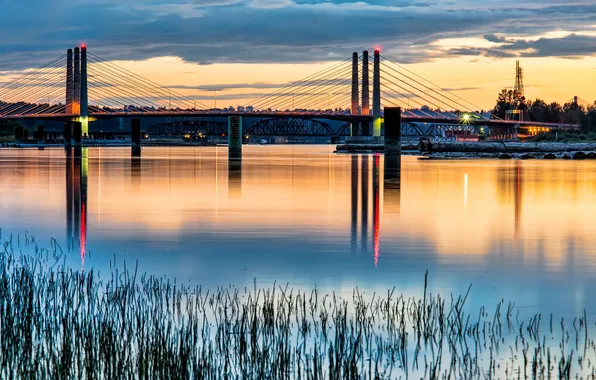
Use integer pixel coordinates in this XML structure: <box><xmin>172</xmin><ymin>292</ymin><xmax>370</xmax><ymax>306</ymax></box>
<box><xmin>0</xmin><ymin>46</ymin><xmax>578</xmax><ymax>138</ymax></box>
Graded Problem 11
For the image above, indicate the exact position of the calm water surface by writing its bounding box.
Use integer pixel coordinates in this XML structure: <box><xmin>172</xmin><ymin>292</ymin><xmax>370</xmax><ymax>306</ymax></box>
<box><xmin>1</xmin><ymin>146</ymin><xmax>596</xmax><ymax>319</ymax></box>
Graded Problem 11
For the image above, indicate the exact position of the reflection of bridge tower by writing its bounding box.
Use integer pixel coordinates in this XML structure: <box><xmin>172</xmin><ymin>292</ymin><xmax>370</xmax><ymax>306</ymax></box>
<box><xmin>66</xmin><ymin>148</ymin><xmax>88</xmax><ymax>265</ymax></box>
<box><xmin>228</xmin><ymin>156</ymin><xmax>242</xmax><ymax>198</ymax></box>
<box><xmin>361</xmin><ymin>155</ymin><xmax>369</xmax><ymax>251</ymax></box>
<box><xmin>514</xmin><ymin>160</ymin><xmax>523</xmax><ymax>242</ymax></box>
<box><xmin>372</xmin><ymin>154</ymin><xmax>380</xmax><ymax>266</ymax></box>
<box><xmin>350</xmin><ymin>154</ymin><xmax>382</xmax><ymax>265</ymax></box>
<box><xmin>65</xmin><ymin>46</ymin><xmax>89</xmax><ymax>136</ymax></box>
<box><xmin>351</xmin><ymin>156</ymin><xmax>358</xmax><ymax>253</ymax></box>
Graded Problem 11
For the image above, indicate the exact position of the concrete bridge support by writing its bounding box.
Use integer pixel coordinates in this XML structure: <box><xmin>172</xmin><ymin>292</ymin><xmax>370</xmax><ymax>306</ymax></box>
<box><xmin>372</xmin><ymin>49</ymin><xmax>381</xmax><ymax>137</ymax></box>
<box><xmin>37</xmin><ymin>125</ymin><xmax>45</xmax><ymax>150</ymax></box>
<box><xmin>228</xmin><ymin>116</ymin><xmax>242</xmax><ymax>160</ymax></box>
<box><xmin>384</xmin><ymin>107</ymin><xmax>401</xmax><ymax>191</ymax></box>
<box><xmin>64</xmin><ymin>121</ymin><xmax>72</xmax><ymax>149</ymax></box>
<box><xmin>15</xmin><ymin>127</ymin><xmax>23</xmax><ymax>143</ymax></box>
<box><xmin>131</xmin><ymin>119</ymin><xmax>141</xmax><ymax>156</ymax></box>
<box><xmin>73</xmin><ymin>121</ymin><xmax>82</xmax><ymax>150</ymax></box>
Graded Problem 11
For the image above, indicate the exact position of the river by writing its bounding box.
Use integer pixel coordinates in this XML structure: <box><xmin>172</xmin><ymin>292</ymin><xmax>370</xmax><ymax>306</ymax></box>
<box><xmin>1</xmin><ymin>145</ymin><xmax>596</xmax><ymax>320</ymax></box>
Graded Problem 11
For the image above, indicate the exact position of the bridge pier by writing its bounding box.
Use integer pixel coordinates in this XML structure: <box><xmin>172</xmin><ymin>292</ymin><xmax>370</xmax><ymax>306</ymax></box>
<box><xmin>64</xmin><ymin>121</ymin><xmax>72</xmax><ymax>149</ymax></box>
<box><xmin>228</xmin><ymin>116</ymin><xmax>242</xmax><ymax>160</ymax></box>
<box><xmin>15</xmin><ymin>126</ymin><xmax>23</xmax><ymax>144</ymax></box>
<box><xmin>37</xmin><ymin>125</ymin><xmax>45</xmax><ymax>150</ymax></box>
<box><xmin>131</xmin><ymin>119</ymin><xmax>141</xmax><ymax>156</ymax></box>
<box><xmin>384</xmin><ymin>107</ymin><xmax>401</xmax><ymax>190</ymax></box>
<box><xmin>73</xmin><ymin>121</ymin><xmax>82</xmax><ymax>150</ymax></box>
<box><xmin>351</xmin><ymin>122</ymin><xmax>360</xmax><ymax>137</ymax></box>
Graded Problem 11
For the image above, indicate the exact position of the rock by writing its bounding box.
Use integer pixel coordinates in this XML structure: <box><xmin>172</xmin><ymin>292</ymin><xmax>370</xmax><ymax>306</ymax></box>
<box><xmin>562</xmin><ymin>154</ymin><xmax>572</xmax><ymax>160</ymax></box>
<box><xmin>543</xmin><ymin>153</ymin><xmax>557</xmax><ymax>159</ymax></box>
<box><xmin>521</xmin><ymin>154</ymin><xmax>534</xmax><ymax>160</ymax></box>
<box><xmin>573</xmin><ymin>151</ymin><xmax>587</xmax><ymax>160</ymax></box>
<box><xmin>587</xmin><ymin>152</ymin><xmax>596</xmax><ymax>159</ymax></box>
<box><xmin>499</xmin><ymin>153</ymin><xmax>512</xmax><ymax>159</ymax></box>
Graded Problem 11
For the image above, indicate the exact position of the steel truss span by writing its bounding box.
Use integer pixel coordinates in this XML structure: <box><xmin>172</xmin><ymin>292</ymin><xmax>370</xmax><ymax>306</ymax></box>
<box><xmin>246</xmin><ymin>118</ymin><xmax>335</xmax><ymax>136</ymax></box>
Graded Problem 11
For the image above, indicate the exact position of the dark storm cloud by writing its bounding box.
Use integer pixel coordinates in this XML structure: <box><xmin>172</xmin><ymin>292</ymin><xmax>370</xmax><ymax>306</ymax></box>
<box><xmin>0</xmin><ymin>0</ymin><xmax>594</xmax><ymax>70</ymax></box>
<box><xmin>453</xmin><ymin>34</ymin><xmax>596</xmax><ymax>59</ymax></box>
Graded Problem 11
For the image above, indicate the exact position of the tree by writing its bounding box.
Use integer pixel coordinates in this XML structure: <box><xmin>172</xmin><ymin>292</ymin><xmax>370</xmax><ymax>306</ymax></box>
<box><xmin>492</xmin><ymin>89</ymin><xmax>515</xmax><ymax>119</ymax></box>
<box><xmin>527</xmin><ymin>99</ymin><xmax>550</xmax><ymax>122</ymax></box>
<box><xmin>547</xmin><ymin>102</ymin><xmax>563</xmax><ymax>123</ymax></box>
<box><xmin>561</xmin><ymin>101</ymin><xmax>586</xmax><ymax>126</ymax></box>
<box><xmin>588</xmin><ymin>101</ymin><xmax>596</xmax><ymax>112</ymax></box>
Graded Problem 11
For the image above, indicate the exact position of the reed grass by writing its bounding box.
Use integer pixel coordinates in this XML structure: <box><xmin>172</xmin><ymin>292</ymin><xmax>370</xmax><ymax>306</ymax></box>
<box><xmin>1</xmin><ymin>233</ymin><xmax>595</xmax><ymax>379</ymax></box>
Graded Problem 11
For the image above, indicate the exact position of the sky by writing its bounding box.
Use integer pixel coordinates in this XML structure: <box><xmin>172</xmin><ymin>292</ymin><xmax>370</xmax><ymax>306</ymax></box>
<box><xmin>1</xmin><ymin>0</ymin><xmax>595</xmax><ymax>109</ymax></box>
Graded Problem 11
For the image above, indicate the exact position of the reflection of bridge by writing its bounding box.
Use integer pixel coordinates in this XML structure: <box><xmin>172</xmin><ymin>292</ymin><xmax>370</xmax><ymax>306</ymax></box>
<box><xmin>66</xmin><ymin>148</ymin><xmax>88</xmax><ymax>265</ymax></box>
<box><xmin>0</xmin><ymin>45</ymin><xmax>578</xmax><ymax>139</ymax></box>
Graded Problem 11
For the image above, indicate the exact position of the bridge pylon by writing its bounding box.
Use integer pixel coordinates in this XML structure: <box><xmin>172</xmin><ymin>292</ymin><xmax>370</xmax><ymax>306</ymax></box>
<box><xmin>351</xmin><ymin>52</ymin><xmax>360</xmax><ymax>136</ymax></box>
<box><xmin>66</xmin><ymin>45</ymin><xmax>89</xmax><ymax>136</ymax></box>
<box><xmin>372</xmin><ymin>48</ymin><xmax>381</xmax><ymax>137</ymax></box>
<box><xmin>361</xmin><ymin>50</ymin><xmax>370</xmax><ymax>136</ymax></box>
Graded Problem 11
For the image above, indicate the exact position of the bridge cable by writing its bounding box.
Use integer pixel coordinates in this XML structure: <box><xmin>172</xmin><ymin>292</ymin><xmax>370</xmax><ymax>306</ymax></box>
<box><xmin>249</xmin><ymin>57</ymin><xmax>353</xmax><ymax>109</ymax></box>
<box><xmin>252</xmin><ymin>64</ymin><xmax>352</xmax><ymax>111</ymax></box>
<box><xmin>88</xmin><ymin>53</ymin><xmax>209</xmax><ymax>110</ymax></box>
<box><xmin>265</xmin><ymin>67</ymin><xmax>353</xmax><ymax>111</ymax></box>
<box><xmin>87</xmin><ymin>62</ymin><xmax>177</xmax><ymax>110</ymax></box>
<box><xmin>0</xmin><ymin>57</ymin><xmax>67</xmax><ymax>104</ymax></box>
<box><xmin>88</xmin><ymin>73</ymin><xmax>167</xmax><ymax>110</ymax></box>
<box><xmin>381</xmin><ymin>55</ymin><xmax>499</xmax><ymax>119</ymax></box>
<box><xmin>0</xmin><ymin>54</ymin><xmax>66</xmax><ymax>94</ymax></box>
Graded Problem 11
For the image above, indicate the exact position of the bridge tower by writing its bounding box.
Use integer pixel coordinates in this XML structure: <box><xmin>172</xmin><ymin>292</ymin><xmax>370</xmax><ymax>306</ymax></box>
<box><xmin>361</xmin><ymin>51</ymin><xmax>370</xmax><ymax>115</ymax></box>
<box><xmin>351</xmin><ymin>52</ymin><xmax>360</xmax><ymax>136</ymax></box>
<box><xmin>66</xmin><ymin>45</ymin><xmax>89</xmax><ymax>136</ymax></box>
<box><xmin>80</xmin><ymin>45</ymin><xmax>88</xmax><ymax>136</ymax></box>
<box><xmin>66</xmin><ymin>49</ymin><xmax>73</xmax><ymax>114</ymax></box>
<box><xmin>361</xmin><ymin>50</ymin><xmax>370</xmax><ymax>136</ymax></box>
<box><xmin>372</xmin><ymin>48</ymin><xmax>381</xmax><ymax>137</ymax></box>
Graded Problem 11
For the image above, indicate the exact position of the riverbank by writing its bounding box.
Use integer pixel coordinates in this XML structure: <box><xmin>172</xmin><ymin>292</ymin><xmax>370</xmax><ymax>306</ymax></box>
<box><xmin>336</xmin><ymin>141</ymin><xmax>596</xmax><ymax>159</ymax></box>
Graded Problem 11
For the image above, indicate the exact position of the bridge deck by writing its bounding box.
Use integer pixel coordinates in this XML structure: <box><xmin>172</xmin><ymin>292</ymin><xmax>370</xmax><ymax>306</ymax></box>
<box><xmin>0</xmin><ymin>111</ymin><xmax>580</xmax><ymax>129</ymax></box>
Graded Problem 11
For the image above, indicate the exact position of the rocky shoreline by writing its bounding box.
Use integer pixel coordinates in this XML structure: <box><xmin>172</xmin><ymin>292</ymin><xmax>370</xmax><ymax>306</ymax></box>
<box><xmin>335</xmin><ymin>141</ymin><xmax>596</xmax><ymax>160</ymax></box>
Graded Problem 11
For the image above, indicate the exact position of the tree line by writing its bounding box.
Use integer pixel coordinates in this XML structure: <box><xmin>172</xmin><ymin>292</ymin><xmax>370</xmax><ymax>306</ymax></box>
<box><xmin>492</xmin><ymin>89</ymin><xmax>596</xmax><ymax>131</ymax></box>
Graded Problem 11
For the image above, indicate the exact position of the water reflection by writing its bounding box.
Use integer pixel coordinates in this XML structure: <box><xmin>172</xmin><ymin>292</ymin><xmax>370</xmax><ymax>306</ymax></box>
<box><xmin>349</xmin><ymin>154</ymin><xmax>382</xmax><ymax>266</ymax></box>
<box><xmin>2</xmin><ymin>147</ymin><xmax>596</xmax><ymax>318</ymax></box>
<box><xmin>228</xmin><ymin>156</ymin><xmax>242</xmax><ymax>198</ymax></box>
<box><xmin>65</xmin><ymin>148</ymin><xmax>88</xmax><ymax>265</ymax></box>
<box><xmin>383</xmin><ymin>153</ymin><xmax>401</xmax><ymax>214</ymax></box>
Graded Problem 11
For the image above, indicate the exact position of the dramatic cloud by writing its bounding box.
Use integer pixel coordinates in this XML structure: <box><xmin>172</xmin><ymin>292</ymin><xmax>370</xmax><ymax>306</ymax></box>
<box><xmin>0</xmin><ymin>0</ymin><xmax>595</xmax><ymax>69</ymax></box>
<box><xmin>447</xmin><ymin>33</ymin><xmax>596</xmax><ymax>59</ymax></box>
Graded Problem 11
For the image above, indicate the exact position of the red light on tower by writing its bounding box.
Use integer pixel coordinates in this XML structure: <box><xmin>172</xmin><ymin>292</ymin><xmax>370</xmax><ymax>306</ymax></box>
<box><xmin>375</xmin><ymin>46</ymin><xmax>381</xmax><ymax>53</ymax></box>
<box><xmin>81</xmin><ymin>44</ymin><xmax>86</xmax><ymax>49</ymax></box>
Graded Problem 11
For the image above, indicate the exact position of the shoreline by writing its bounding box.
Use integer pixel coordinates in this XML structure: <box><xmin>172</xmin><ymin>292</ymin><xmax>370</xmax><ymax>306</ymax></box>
<box><xmin>336</xmin><ymin>141</ymin><xmax>596</xmax><ymax>159</ymax></box>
